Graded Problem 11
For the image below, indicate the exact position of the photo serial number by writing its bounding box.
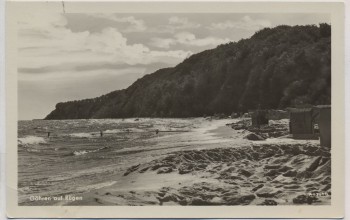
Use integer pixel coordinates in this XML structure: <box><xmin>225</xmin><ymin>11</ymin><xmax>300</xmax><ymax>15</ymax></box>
<box><xmin>308</xmin><ymin>192</ymin><xmax>330</xmax><ymax>197</ymax></box>
<box><xmin>29</xmin><ymin>195</ymin><xmax>83</xmax><ymax>202</ymax></box>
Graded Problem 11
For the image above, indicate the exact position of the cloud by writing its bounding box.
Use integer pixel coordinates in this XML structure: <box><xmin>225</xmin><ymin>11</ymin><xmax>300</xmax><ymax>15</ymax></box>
<box><xmin>149</xmin><ymin>38</ymin><xmax>175</xmax><ymax>49</ymax></box>
<box><xmin>87</xmin><ymin>14</ymin><xmax>147</xmax><ymax>32</ymax></box>
<box><xmin>18</xmin><ymin>62</ymin><xmax>171</xmax><ymax>75</ymax></box>
<box><xmin>210</xmin><ymin>15</ymin><xmax>272</xmax><ymax>31</ymax></box>
<box><xmin>168</xmin><ymin>16</ymin><xmax>201</xmax><ymax>29</ymax></box>
<box><xmin>148</xmin><ymin>16</ymin><xmax>201</xmax><ymax>33</ymax></box>
<box><xmin>19</xmin><ymin>67</ymin><xmax>146</xmax><ymax>81</ymax></box>
<box><xmin>150</xmin><ymin>32</ymin><xmax>231</xmax><ymax>49</ymax></box>
<box><xmin>18</xmin><ymin>13</ymin><xmax>192</xmax><ymax>75</ymax></box>
<box><xmin>175</xmin><ymin>32</ymin><xmax>231</xmax><ymax>47</ymax></box>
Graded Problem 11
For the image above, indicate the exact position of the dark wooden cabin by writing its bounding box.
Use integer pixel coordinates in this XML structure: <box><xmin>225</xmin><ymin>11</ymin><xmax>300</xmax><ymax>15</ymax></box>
<box><xmin>289</xmin><ymin>108</ymin><xmax>318</xmax><ymax>139</ymax></box>
<box><xmin>252</xmin><ymin>110</ymin><xmax>268</xmax><ymax>127</ymax></box>
<box><xmin>316</xmin><ymin>105</ymin><xmax>331</xmax><ymax>148</ymax></box>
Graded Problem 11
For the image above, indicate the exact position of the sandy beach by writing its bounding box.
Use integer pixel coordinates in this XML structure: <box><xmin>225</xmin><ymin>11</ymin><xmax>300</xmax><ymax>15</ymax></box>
<box><xmin>21</xmin><ymin>118</ymin><xmax>330</xmax><ymax>206</ymax></box>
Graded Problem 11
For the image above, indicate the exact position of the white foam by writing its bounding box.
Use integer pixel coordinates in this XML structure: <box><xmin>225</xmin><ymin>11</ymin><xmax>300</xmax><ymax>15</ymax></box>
<box><xmin>105</xmin><ymin>128</ymin><xmax>145</xmax><ymax>133</ymax></box>
<box><xmin>69</xmin><ymin>132</ymin><xmax>94</xmax><ymax>138</ymax></box>
<box><xmin>104</xmin><ymin>129</ymin><xmax>123</xmax><ymax>134</ymax></box>
<box><xmin>73</xmin><ymin>146</ymin><xmax>108</xmax><ymax>156</ymax></box>
<box><xmin>18</xmin><ymin>136</ymin><xmax>46</xmax><ymax>145</ymax></box>
<box><xmin>73</xmin><ymin>149</ymin><xmax>100</xmax><ymax>156</ymax></box>
<box><xmin>128</xmin><ymin>128</ymin><xmax>145</xmax><ymax>132</ymax></box>
<box><xmin>27</xmin><ymin>148</ymin><xmax>40</xmax><ymax>152</ymax></box>
<box><xmin>73</xmin><ymin>150</ymin><xmax>90</xmax><ymax>156</ymax></box>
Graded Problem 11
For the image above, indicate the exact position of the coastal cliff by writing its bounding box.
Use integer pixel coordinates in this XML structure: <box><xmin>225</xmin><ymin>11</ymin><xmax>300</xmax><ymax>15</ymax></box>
<box><xmin>45</xmin><ymin>24</ymin><xmax>331</xmax><ymax>119</ymax></box>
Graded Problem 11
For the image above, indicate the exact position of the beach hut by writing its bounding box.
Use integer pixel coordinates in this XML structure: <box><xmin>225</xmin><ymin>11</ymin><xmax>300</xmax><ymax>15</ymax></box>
<box><xmin>315</xmin><ymin>105</ymin><xmax>331</xmax><ymax>148</ymax></box>
<box><xmin>289</xmin><ymin>108</ymin><xmax>318</xmax><ymax>139</ymax></box>
<box><xmin>252</xmin><ymin>110</ymin><xmax>268</xmax><ymax>127</ymax></box>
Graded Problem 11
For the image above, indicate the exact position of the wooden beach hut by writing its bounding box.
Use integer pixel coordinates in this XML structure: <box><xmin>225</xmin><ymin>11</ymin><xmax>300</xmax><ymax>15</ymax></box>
<box><xmin>252</xmin><ymin>110</ymin><xmax>268</xmax><ymax>127</ymax></box>
<box><xmin>315</xmin><ymin>105</ymin><xmax>331</xmax><ymax>148</ymax></box>
<box><xmin>289</xmin><ymin>108</ymin><xmax>318</xmax><ymax>139</ymax></box>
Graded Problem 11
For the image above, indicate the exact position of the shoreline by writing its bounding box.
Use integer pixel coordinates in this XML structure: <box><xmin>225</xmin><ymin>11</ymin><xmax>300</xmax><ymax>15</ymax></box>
<box><xmin>18</xmin><ymin>118</ymin><xmax>329</xmax><ymax>206</ymax></box>
<box><xmin>71</xmin><ymin>119</ymin><xmax>329</xmax><ymax>206</ymax></box>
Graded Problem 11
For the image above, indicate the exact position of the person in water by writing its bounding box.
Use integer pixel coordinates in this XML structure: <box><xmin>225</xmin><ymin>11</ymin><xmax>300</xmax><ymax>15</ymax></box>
<box><xmin>100</xmin><ymin>130</ymin><xmax>103</xmax><ymax>137</ymax></box>
<box><xmin>156</xmin><ymin>129</ymin><xmax>159</xmax><ymax>135</ymax></box>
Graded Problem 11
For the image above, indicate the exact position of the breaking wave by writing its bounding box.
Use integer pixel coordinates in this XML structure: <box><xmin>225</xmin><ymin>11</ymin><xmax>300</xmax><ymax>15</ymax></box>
<box><xmin>69</xmin><ymin>132</ymin><xmax>95</xmax><ymax>138</ymax></box>
<box><xmin>18</xmin><ymin>136</ymin><xmax>46</xmax><ymax>146</ymax></box>
<box><xmin>72</xmin><ymin>146</ymin><xmax>110</xmax><ymax>156</ymax></box>
<box><xmin>104</xmin><ymin>128</ymin><xmax>145</xmax><ymax>133</ymax></box>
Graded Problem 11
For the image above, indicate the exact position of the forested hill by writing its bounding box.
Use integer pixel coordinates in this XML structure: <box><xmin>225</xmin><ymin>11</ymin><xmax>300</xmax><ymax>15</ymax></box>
<box><xmin>45</xmin><ymin>24</ymin><xmax>331</xmax><ymax>119</ymax></box>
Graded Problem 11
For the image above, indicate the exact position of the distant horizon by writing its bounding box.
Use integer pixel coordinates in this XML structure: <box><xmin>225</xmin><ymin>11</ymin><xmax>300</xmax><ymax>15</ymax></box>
<box><xmin>18</xmin><ymin>13</ymin><xmax>330</xmax><ymax>120</ymax></box>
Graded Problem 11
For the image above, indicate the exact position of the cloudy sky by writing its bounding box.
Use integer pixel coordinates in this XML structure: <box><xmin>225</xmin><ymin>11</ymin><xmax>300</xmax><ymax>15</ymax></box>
<box><xmin>18</xmin><ymin>13</ymin><xmax>330</xmax><ymax>120</ymax></box>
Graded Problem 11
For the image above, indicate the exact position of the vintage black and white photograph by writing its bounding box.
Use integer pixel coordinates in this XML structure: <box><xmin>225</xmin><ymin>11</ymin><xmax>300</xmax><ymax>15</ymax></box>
<box><xmin>4</xmin><ymin>1</ymin><xmax>345</xmax><ymax>216</ymax></box>
<box><xmin>15</xmin><ymin>9</ymin><xmax>335</xmax><ymax>207</ymax></box>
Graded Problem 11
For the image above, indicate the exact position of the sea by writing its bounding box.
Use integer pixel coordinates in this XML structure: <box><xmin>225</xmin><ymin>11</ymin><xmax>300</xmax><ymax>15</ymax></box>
<box><xmin>18</xmin><ymin>118</ymin><xmax>201</xmax><ymax>205</ymax></box>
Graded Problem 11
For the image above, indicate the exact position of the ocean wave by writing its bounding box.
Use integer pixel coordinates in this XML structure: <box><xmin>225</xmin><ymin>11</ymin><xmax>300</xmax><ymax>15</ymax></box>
<box><xmin>73</xmin><ymin>146</ymin><xmax>109</xmax><ymax>156</ymax></box>
<box><xmin>104</xmin><ymin>129</ymin><xmax>123</xmax><ymax>134</ymax></box>
<box><xmin>104</xmin><ymin>128</ymin><xmax>145</xmax><ymax>133</ymax></box>
<box><xmin>18</xmin><ymin>136</ymin><xmax>46</xmax><ymax>146</ymax></box>
<box><xmin>27</xmin><ymin>148</ymin><xmax>41</xmax><ymax>153</ymax></box>
<box><xmin>73</xmin><ymin>150</ymin><xmax>91</xmax><ymax>156</ymax></box>
<box><xmin>69</xmin><ymin>132</ymin><xmax>95</xmax><ymax>138</ymax></box>
<box><xmin>152</xmin><ymin>124</ymin><xmax>192</xmax><ymax>132</ymax></box>
<box><xmin>138</xmin><ymin>123</ymin><xmax>153</xmax><ymax>128</ymax></box>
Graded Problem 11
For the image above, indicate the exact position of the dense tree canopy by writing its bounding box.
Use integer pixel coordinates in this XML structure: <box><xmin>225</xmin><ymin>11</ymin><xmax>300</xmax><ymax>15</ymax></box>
<box><xmin>45</xmin><ymin>24</ymin><xmax>331</xmax><ymax>119</ymax></box>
